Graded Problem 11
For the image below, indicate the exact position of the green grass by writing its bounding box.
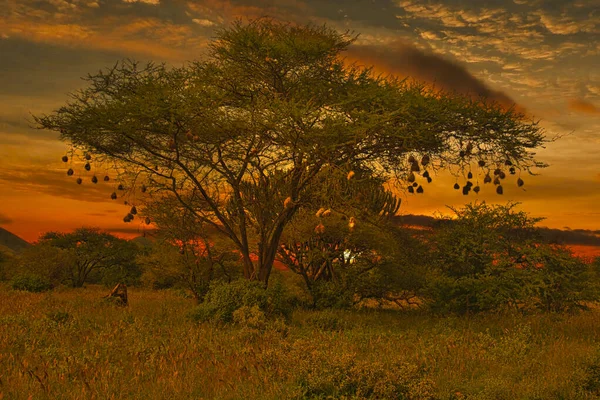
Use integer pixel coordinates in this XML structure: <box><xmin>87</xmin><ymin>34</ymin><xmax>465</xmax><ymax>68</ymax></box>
<box><xmin>0</xmin><ymin>284</ymin><xmax>599</xmax><ymax>399</ymax></box>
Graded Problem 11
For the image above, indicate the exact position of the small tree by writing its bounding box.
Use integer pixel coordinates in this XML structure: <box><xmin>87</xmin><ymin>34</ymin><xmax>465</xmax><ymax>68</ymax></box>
<box><xmin>36</xmin><ymin>19</ymin><xmax>548</xmax><ymax>286</ymax></box>
<box><xmin>426</xmin><ymin>202</ymin><xmax>599</xmax><ymax>314</ymax></box>
<box><xmin>39</xmin><ymin>228</ymin><xmax>140</xmax><ymax>288</ymax></box>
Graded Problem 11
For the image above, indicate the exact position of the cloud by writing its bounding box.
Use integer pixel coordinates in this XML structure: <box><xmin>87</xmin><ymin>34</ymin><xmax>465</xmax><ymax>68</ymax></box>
<box><xmin>568</xmin><ymin>99</ymin><xmax>600</xmax><ymax>115</ymax></box>
<box><xmin>347</xmin><ymin>41</ymin><xmax>519</xmax><ymax>109</ymax></box>
<box><xmin>0</xmin><ymin>166</ymin><xmax>119</xmax><ymax>204</ymax></box>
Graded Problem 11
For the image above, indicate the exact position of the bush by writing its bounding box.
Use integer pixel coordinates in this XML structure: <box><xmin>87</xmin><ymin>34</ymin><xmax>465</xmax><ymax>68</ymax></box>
<box><xmin>10</xmin><ymin>274</ymin><xmax>53</xmax><ymax>292</ymax></box>
<box><xmin>191</xmin><ymin>279</ymin><xmax>295</xmax><ymax>323</ymax></box>
<box><xmin>425</xmin><ymin>202</ymin><xmax>599</xmax><ymax>314</ymax></box>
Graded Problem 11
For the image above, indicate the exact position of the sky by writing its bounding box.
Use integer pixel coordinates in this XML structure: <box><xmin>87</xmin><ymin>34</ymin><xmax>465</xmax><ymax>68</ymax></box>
<box><xmin>0</xmin><ymin>0</ymin><xmax>599</xmax><ymax>242</ymax></box>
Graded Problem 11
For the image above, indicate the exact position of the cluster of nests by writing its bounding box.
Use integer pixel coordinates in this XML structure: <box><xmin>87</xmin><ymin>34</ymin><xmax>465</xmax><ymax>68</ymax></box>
<box><xmin>61</xmin><ymin>154</ymin><xmax>151</xmax><ymax>225</ymax></box>
<box><xmin>405</xmin><ymin>154</ymin><xmax>525</xmax><ymax>196</ymax></box>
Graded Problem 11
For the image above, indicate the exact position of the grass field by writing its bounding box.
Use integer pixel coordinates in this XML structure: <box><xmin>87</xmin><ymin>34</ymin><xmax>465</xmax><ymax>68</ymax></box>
<box><xmin>1</xmin><ymin>284</ymin><xmax>599</xmax><ymax>399</ymax></box>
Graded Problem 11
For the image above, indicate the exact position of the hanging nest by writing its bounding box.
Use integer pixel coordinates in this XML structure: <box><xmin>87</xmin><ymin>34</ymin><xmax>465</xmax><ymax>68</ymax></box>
<box><xmin>145</xmin><ymin>217</ymin><xmax>151</xmax><ymax>225</ymax></box>
<box><xmin>453</xmin><ymin>183</ymin><xmax>460</xmax><ymax>190</ymax></box>
<box><xmin>484</xmin><ymin>174</ymin><xmax>492</xmax><ymax>184</ymax></box>
<box><xmin>421</xmin><ymin>155</ymin><xmax>430</xmax><ymax>166</ymax></box>
<box><xmin>478</xmin><ymin>160</ymin><xmax>486</xmax><ymax>167</ymax></box>
<box><xmin>85</xmin><ymin>154</ymin><xmax>92</xmax><ymax>161</ymax></box>
<box><xmin>504</xmin><ymin>159</ymin><xmax>512</xmax><ymax>166</ymax></box>
<box><xmin>348</xmin><ymin>217</ymin><xmax>356</xmax><ymax>231</ymax></box>
<box><xmin>118</xmin><ymin>184</ymin><xmax>124</xmax><ymax>191</ymax></box>
<box><xmin>84</xmin><ymin>163</ymin><xmax>91</xmax><ymax>171</ymax></box>
<box><xmin>416</xmin><ymin>185</ymin><xmax>424</xmax><ymax>194</ymax></box>
<box><xmin>76</xmin><ymin>178</ymin><xmax>83</xmax><ymax>185</ymax></box>
<box><xmin>407</xmin><ymin>172</ymin><xmax>415</xmax><ymax>183</ymax></box>
<box><xmin>499</xmin><ymin>171</ymin><xmax>506</xmax><ymax>179</ymax></box>
<box><xmin>130</xmin><ymin>206</ymin><xmax>137</xmax><ymax>215</ymax></box>
<box><xmin>67</xmin><ymin>168</ymin><xmax>74</xmax><ymax>176</ymax></box>
<box><xmin>347</xmin><ymin>171</ymin><xmax>355</xmax><ymax>180</ymax></box>
<box><xmin>91</xmin><ymin>176</ymin><xmax>98</xmax><ymax>184</ymax></box>
<box><xmin>410</xmin><ymin>162</ymin><xmax>420</xmax><ymax>172</ymax></box>
<box><xmin>408</xmin><ymin>185</ymin><xmax>415</xmax><ymax>193</ymax></box>
<box><xmin>509</xmin><ymin>167</ymin><xmax>516</xmax><ymax>175</ymax></box>
<box><xmin>459</xmin><ymin>150</ymin><xmax>466</xmax><ymax>158</ymax></box>
<box><xmin>426</xmin><ymin>176</ymin><xmax>432</xmax><ymax>183</ymax></box>
<box><xmin>517</xmin><ymin>178</ymin><xmax>524</xmax><ymax>187</ymax></box>
<box><xmin>496</xmin><ymin>185</ymin><xmax>504</xmax><ymax>195</ymax></box>
<box><xmin>466</xmin><ymin>181</ymin><xmax>473</xmax><ymax>188</ymax></box>
<box><xmin>422</xmin><ymin>171</ymin><xmax>430</xmax><ymax>179</ymax></box>
<box><xmin>493</xmin><ymin>168</ymin><xmax>502</xmax><ymax>176</ymax></box>
<box><xmin>103</xmin><ymin>175</ymin><xmax>110</xmax><ymax>182</ymax></box>
<box><xmin>123</xmin><ymin>213</ymin><xmax>134</xmax><ymax>223</ymax></box>
<box><xmin>473</xmin><ymin>185</ymin><xmax>481</xmax><ymax>194</ymax></box>
<box><xmin>61</xmin><ymin>156</ymin><xmax>68</xmax><ymax>163</ymax></box>
<box><xmin>412</xmin><ymin>182</ymin><xmax>418</xmax><ymax>187</ymax></box>
<box><xmin>467</xmin><ymin>171</ymin><xmax>473</xmax><ymax>179</ymax></box>
<box><xmin>408</xmin><ymin>155</ymin><xmax>416</xmax><ymax>164</ymax></box>
<box><xmin>284</xmin><ymin>196</ymin><xmax>293</xmax><ymax>209</ymax></box>
<box><xmin>141</xmin><ymin>185</ymin><xmax>147</xmax><ymax>193</ymax></box>
<box><xmin>110</xmin><ymin>192</ymin><xmax>117</xmax><ymax>200</ymax></box>
<box><xmin>466</xmin><ymin>142</ymin><xmax>473</xmax><ymax>154</ymax></box>
<box><xmin>462</xmin><ymin>186</ymin><xmax>470</xmax><ymax>195</ymax></box>
<box><xmin>493</xmin><ymin>177</ymin><xmax>501</xmax><ymax>185</ymax></box>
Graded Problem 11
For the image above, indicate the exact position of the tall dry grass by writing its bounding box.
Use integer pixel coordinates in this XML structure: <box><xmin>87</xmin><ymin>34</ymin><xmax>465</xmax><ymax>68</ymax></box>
<box><xmin>0</xmin><ymin>284</ymin><xmax>599</xmax><ymax>399</ymax></box>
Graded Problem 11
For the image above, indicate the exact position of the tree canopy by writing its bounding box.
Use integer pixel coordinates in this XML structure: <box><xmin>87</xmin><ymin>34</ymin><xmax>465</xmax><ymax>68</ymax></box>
<box><xmin>39</xmin><ymin>227</ymin><xmax>139</xmax><ymax>287</ymax></box>
<box><xmin>36</xmin><ymin>19</ymin><xmax>548</xmax><ymax>285</ymax></box>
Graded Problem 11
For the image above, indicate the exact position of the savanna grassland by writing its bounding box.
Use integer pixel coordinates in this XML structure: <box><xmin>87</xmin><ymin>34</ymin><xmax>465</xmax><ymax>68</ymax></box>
<box><xmin>1</xmin><ymin>279</ymin><xmax>599</xmax><ymax>400</ymax></box>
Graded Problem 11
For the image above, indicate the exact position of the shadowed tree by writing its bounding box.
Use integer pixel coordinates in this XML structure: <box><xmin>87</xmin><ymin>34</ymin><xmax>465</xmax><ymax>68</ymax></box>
<box><xmin>36</xmin><ymin>19</ymin><xmax>548</xmax><ymax>286</ymax></box>
<box><xmin>40</xmin><ymin>228</ymin><xmax>139</xmax><ymax>288</ymax></box>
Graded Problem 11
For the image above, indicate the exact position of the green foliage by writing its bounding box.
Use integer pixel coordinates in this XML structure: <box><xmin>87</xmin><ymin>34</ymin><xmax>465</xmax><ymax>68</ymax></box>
<box><xmin>10</xmin><ymin>274</ymin><xmax>53</xmax><ymax>292</ymax></box>
<box><xmin>39</xmin><ymin>227</ymin><xmax>140</xmax><ymax>288</ymax></box>
<box><xmin>191</xmin><ymin>279</ymin><xmax>295</xmax><ymax>324</ymax></box>
<box><xmin>426</xmin><ymin>202</ymin><xmax>599</xmax><ymax>314</ymax></box>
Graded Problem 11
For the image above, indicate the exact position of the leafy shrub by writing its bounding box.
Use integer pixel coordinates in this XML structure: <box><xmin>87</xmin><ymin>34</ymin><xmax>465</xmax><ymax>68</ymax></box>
<box><xmin>10</xmin><ymin>274</ymin><xmax>53</xmax><ymax>292</ymax></box>
<box><xmin>191</xmin><ymin>279</ymin><xmax>295</xmax><ymax>323</ymax></box>
<box><xmin>425</xmin><ymin>202</ymin><xmax>599</xmax><ymax>314</ymax></box>
<box><xmin>232</xmin><ymin>305</ymin><xmax>267</xmax><ymax>330</ymax></box>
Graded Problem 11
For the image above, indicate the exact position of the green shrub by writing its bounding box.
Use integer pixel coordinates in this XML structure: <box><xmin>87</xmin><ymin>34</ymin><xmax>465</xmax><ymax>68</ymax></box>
<box><xmin>425</xmin><ymin>202</ymin><xmax>599</xmax><ymax>314</ymax></box>
<box><xmin>191</xmin><ymin>279</ymin><xmax>295</xmax><ymax>323</ymax></box>
<box><xmin>10</xmin><ymin>274</ymin><xmax>53</xmax><ymax>292</ymax></box>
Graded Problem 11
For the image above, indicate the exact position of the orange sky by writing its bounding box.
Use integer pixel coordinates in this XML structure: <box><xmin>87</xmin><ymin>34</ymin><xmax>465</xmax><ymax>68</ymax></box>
<box><xmin>0</xmin><ymin>0</ymin><xmax>599</xmax><ymax>242</ymax></box>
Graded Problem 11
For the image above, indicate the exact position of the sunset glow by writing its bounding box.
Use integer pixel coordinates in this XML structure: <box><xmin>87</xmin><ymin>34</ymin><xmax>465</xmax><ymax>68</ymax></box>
<box><xmin>1</xmin><ymin>0</ymin><xmax>598</xmax><ymax>242</ymax></box>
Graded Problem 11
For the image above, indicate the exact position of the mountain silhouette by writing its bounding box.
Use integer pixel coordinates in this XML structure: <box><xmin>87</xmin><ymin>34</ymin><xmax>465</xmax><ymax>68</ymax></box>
<box><xmin>0</xmin><ymin>227</ymin><xmax>31</xmax><ymax>254</ymax></box>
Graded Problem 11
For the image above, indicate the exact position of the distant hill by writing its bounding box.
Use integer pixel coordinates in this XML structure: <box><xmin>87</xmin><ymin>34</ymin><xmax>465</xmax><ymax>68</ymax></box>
<box><xmin>0</xmin><ymin>227</ymin><xmax>31</xmax><ymax>253</ymax></box>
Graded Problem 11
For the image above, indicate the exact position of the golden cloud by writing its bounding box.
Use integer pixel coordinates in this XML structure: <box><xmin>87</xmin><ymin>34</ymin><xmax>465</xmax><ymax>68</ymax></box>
<box><xmin>568</xmin><ymin>99</ymin><xmax>600</xmax><ymax>115</ymax></box>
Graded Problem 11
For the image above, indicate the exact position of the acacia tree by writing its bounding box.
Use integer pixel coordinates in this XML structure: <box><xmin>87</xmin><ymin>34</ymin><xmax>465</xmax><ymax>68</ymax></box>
<box><xmin>36</xmin><ymin>20</ymin><xmax>547</xmax><ymax>286</ymax></box>
<box><xmin>40</xmin><ymin>228</ymin><xmax>139</xmax><ymax>287</ymax></box>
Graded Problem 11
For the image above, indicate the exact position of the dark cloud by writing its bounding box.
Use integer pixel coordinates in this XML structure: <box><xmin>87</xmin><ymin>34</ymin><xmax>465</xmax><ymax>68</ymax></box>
<box><xmin>347</xmin><ymin>42</ymin><xmax>519</xmax><ymax>109</ymax></box>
